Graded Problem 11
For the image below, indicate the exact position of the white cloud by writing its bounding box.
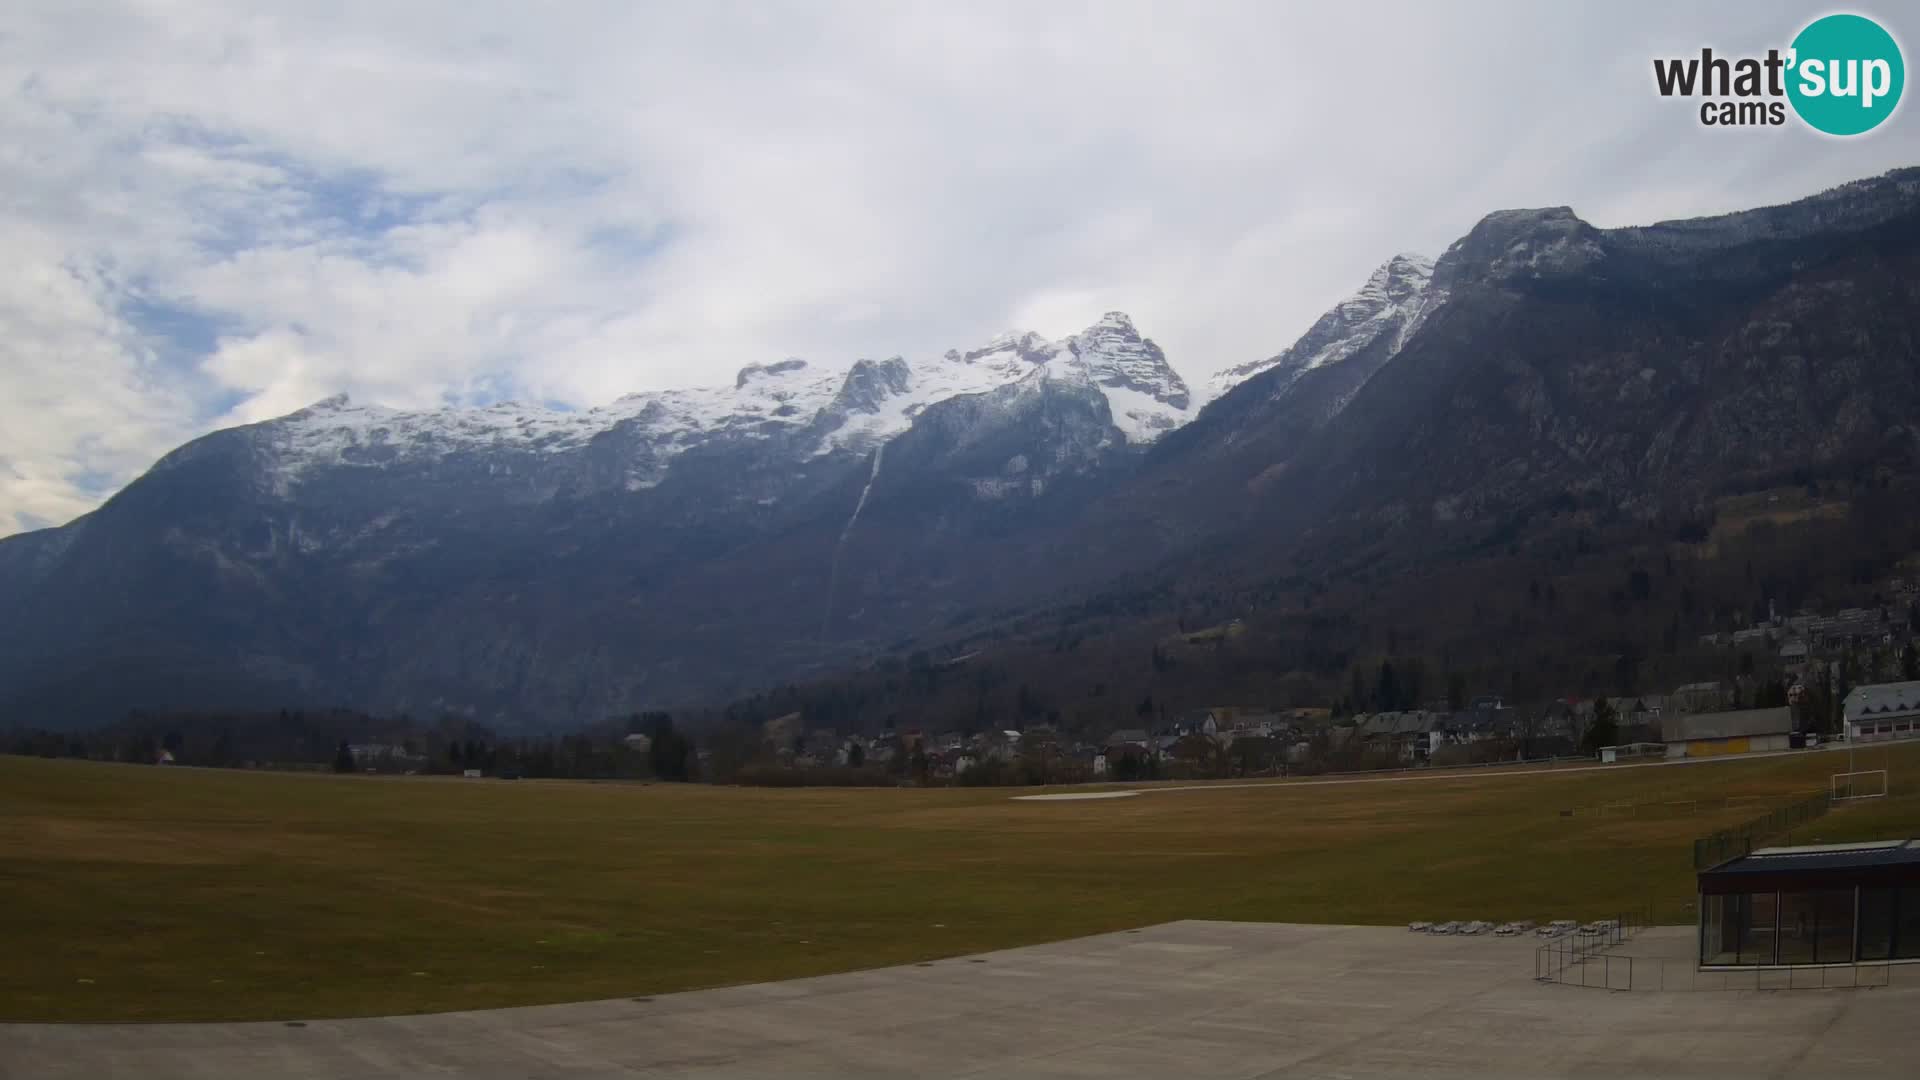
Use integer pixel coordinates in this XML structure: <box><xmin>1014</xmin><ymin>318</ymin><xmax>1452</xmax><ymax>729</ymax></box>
<box><xmin>1</xmin><ymin>0</ymin><xmax>1917</xmax><ymax>535</ymax></box>
<box><xmin>0</xmin><ymin>222</ymin><xmax>202</xmax><ymax>532</ymax></box>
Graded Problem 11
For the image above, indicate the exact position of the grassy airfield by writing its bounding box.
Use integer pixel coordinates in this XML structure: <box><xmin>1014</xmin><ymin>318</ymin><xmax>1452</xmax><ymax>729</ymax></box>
<box><xmin>2</xmin><ymin>745</ymin><xmax>1916</xmax><ymax>1021</ymax></box>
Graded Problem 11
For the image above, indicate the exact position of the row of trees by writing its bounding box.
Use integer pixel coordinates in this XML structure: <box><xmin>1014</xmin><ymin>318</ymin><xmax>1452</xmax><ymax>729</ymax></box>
<box><xmin>7</xmin><ymin>708</ymin><xmax>699</xmax><ymax>783</ymax></box>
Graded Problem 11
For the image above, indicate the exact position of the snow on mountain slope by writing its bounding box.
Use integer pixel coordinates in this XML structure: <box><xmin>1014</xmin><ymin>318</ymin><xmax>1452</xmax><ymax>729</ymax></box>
<box><xmin>1056</xmin><ymin>312</ymin><xmax>1192</xmax><ymax>441</ymax></box>
<box><xmin>806</xmin><ymin>337</ymin><xmax>1038</xmax><ymax>453</ymax></box>
<box><xmin>954</xmin><ymin>312</ymin><xmax>1193</xmax><ymax>443</ymax></box>
<box><xmin>251</xmin><ymin>356</ymin><xmax>848</xmax><ymax>491</ymax></box>
<box><xmin>1202</xmin><ymin>253</ymin><xmax>1436</xmax><ymax>404</ymax></box>
<box><xmin>243</xmin><ymin>313</ymin><xmax>1196</xmax><ymax>493</ymax></box>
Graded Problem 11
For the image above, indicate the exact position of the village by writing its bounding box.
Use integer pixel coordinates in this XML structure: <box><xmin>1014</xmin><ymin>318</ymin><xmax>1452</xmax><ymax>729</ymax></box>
<box><xmin>696</xmin><ymin>592</ymin><xmax>1920</xmax><ymax>786</ymax></box>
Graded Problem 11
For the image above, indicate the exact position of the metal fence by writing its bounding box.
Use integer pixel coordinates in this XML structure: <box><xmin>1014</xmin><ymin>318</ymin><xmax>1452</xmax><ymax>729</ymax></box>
<box><xmin>1560</xmin><ymin>794</ymin><xmax>1773</xmax><ymax>820</ymax></box>
<box><xmin>1534</xmin><ymin>939</ymin><xmax>1635</xmax><ymax>990</ymax></box>
<box><xmin>1651</xmin><ymin>959</ymin><xmax>1899</xmax><ymax>991</ymax></box>
<box><xmin>1540</xmin><ymin>953</ymin><xmax>1904</xmax><ymax>992</ymax></box>
<box><xmin>1528</xmin><ymin>903</ymin><xmax>1913</xmax><ymax>992</ymax></box>
<box><xmin>1531</xmin><ymin>909</ymin><xmax>1647</xmax><ymax>990</ymax></box>
<box><xmin>1690</xmin><ymin>790</ymin><xmax>1831</xmax><ymax>869</ymax></box>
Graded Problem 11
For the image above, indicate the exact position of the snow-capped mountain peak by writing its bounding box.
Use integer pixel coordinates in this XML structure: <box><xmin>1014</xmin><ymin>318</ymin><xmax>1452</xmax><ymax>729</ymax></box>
<box><xmin>245</xmin><ymin>312</ymin><xmax>1202</xmax><ymax>494</ymax></box>
<box><xmin>1203</xmin><ymin>252</ymin><xmax>1437</xmax><ymax>404</ymax></box>
<box><xmin>830</xmin><ymin>357</ymin><xmax>913</xmax><ymax>415</ymax></box>
<box><xmin>1350</xmin><ymin>253</ymin><xmax>1433</xmax><ymax>312</ymax></box>
<box><xmin>733</xmin><ymin>357</ymin><xmax>813</xmax><ymax>388</ymax></box>
<box><xmin>1057</xmin><ymin>311</ymin><xmax>1192</xmax><ymax>441</ymax></box>
<box><xmin>950</xmin><ymin>330</ymin><xmax>1053</xmax><ymax>367</ymax></box>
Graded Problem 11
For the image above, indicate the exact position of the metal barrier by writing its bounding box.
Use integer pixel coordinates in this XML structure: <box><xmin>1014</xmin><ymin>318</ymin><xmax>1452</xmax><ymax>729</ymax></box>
<box><xmin>1543</xmin><ymin>955</ymin><xmax>1902</xmax><ymax>992</ymax></box>
<box><xmin>1694</xmin><ymin>961</ymin><xmax>1897</xmax><ymax>991</ymax></box>
<box><xmin>1531</xmin><ymin>911</ymin><xmax>1646</xmax><ymax>990</ymax></box>
<box><xmin>1691</xmin><ymin>791</ymin><xmax>1832</xmax><ymax>869</ymax></box>
<box><xmin>1535</xmin><ymin>945</ymin><xmax>1634</xmax><ymax>990</ymax></box>
<box><xmin>1560</xmin><ymin>793</ymin><xmax>1773</xmax><ymax>821</ymax></box>
<box><xmin>1530</xmin><ymin>907</ymin><xmax>1909</xmax><ymax>992</ymax></box>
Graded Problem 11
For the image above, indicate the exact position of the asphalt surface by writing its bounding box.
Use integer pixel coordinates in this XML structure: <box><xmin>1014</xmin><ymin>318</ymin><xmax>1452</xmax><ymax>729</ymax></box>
<box><xmin>6</xmin><ymin>921</ymin><xmax>1918</xmax><ymax>1078</ymax></box>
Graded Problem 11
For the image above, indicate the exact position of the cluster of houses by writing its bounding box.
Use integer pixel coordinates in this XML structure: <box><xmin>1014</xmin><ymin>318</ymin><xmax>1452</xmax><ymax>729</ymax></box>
<box><xmin>739</xmin><ymin>706</ymin><xmax>1338</xmax><ymax>779</ymax></box>
<box><xmin>346</xmin><ymin>742</ymin><xmax>429</xmax><ymax>768</ymax></box>
<box><xmin>746</xmin><ymin>712</ymin><xmax>1076</xmax><ymax>777</ymax></box>
<box><xmin>742</xmin><ymin>697</ymin><xmax>1590</xmax><ymax>778</ymax></box>
<box><xmin>1097</xmin><ymin>706</ymin><xmax>1333</xmax><ymax>772</ymax></box>
<box><xmin>1699</xmin><ymin>595</ymin><xmax>1912</xmax><ymax>673</ymax></box>
<box><xmin>1348</xmin><ymin>675</ymin><xmax>1920</xmax><ymax>763</ymax></box>
<box><xmin>732</xmin><ymin>670</ymin><xmax>1920</xmax><ymax>783</ymax></box>
<box><xmin>1341</xmin><ymin>696</ymin><xmax>1523</xmax><ymax>763</ymax></box>
<box><xmin>1332</xmin><ymin>693</ymin><xmax>1713</xmax><ymax>763</ymax></box>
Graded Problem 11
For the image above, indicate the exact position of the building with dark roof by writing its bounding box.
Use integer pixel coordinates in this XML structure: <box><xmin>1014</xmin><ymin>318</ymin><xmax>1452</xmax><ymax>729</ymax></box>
<box><xmin>1697</xmin><ymin>840</ymin><xmax>1920</xmax><ymax>967</ymax></box>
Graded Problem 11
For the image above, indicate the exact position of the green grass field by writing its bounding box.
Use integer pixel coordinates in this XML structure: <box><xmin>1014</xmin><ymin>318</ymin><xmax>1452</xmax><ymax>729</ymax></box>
<box><xmin>3</xmin><ymin>746</ymin><xmax>1918</xmax><ymax>1022</ymax></box>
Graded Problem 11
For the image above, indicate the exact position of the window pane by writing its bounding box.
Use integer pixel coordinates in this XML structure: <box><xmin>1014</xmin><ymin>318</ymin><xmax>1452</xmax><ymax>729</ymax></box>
<box><xmin>1899</xmin><ymin>888</ymin><xmax>1920</xmax><ymax>960</ymax></box>
<box><xmin>1778</xmin><ymin>891</ymin><xmax>1817</xmax><ymax>964</ymax></box>
<box><xmin>1815</xmin><ymin>889</ymin><xmax>1855</xmax><ymax>963</ymax></box>
<box><xmin>1703</xmin><ymin>894</ymin><xmax>1740</xmax><ymax>965</ymax></box>
<box><xmin>1860</xmin><ymin>888</ymin><xmax>1894</xmax><ymax>962</ymax></box>
<box><xmin>1743</xmin><ymin>892</ymin><xmax>1778</xmax><ymax>965</ymax></box>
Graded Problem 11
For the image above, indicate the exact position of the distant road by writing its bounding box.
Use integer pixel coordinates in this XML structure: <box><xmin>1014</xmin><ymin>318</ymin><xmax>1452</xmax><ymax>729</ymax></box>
<box><xmin>1101</xmin><ymin>739</ymin><xmax>1906</xmax><ymax>797</ymax></box>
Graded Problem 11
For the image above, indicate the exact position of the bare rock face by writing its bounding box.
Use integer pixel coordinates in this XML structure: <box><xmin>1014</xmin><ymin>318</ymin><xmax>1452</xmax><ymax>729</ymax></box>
<box><xmin>1205</xmin><ymin>253</ymin><xmax>1437</xmax><ymax>405</ymax></box>
<box><xmin>1429</xmin><ymin>207</ymin><xmax>1605</xmax><ymax>293</ymax></box>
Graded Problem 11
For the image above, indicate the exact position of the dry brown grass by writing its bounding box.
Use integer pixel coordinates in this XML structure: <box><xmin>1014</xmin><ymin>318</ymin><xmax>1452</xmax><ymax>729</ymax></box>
<box><xmin>3</xmin><ymin>745</ymin><xmax>1918</xmax><ymax>1021</ymax></box>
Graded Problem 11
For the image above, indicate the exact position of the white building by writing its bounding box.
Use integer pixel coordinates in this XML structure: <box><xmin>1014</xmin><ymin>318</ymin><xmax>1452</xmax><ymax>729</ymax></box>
<box><xmin>1844</xmin><ymin>681</ymin><xmax>1920</xmax><ymax>742</ymax></box>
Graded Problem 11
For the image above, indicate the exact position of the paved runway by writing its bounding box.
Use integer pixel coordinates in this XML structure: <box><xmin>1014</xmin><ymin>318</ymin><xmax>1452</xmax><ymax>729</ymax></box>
<box><xmin>5</xmin><ymin>921</ymin><xmax>1917</xmax><ymax>1078</ymax></box>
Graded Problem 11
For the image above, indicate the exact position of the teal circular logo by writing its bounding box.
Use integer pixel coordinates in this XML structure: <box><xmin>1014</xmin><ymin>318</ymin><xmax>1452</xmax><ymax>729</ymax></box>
<box><xmin>1787</xmin><ymin>14</ymin><xmax>1905</xmax><ymax>135</ymax></box>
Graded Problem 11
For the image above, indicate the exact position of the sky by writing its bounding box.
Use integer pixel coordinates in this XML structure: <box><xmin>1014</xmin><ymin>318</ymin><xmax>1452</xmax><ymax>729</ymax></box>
<box><xmin>2</xmin><ymin>1</ymin><xmax>1917</xmax><ymax>536</ymax></box>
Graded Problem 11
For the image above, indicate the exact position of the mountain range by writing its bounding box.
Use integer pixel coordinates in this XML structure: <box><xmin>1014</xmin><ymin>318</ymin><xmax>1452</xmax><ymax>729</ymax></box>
<box><xmin>4</xmin><ymin>167</ymin><xmax>1919</xmax><ymax>729</ymax></box>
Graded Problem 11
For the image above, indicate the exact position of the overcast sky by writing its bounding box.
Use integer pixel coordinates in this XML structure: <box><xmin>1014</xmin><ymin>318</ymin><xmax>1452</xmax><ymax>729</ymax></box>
<box><xmin>2</xmin><ymin>1</ymin><xmax>1916</xmax><ymax>536</ymax></box>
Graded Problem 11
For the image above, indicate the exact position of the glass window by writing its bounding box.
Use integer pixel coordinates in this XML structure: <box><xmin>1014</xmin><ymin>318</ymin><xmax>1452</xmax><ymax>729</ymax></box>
<box><xmin>1898</xmin><ymin>888</ymin><xmax>1920</xmax><ymax>960</ymax></box>
<box><xmin>1815</xmin><ymin>889</ymin><xmax>1855</xmax><ymax>963</ymax></box>
<box><xmin>1778</xmin><ymin>891</ymin><xmax>1817</xmax><ymax>964</ymax></box>
<box><xmin>1776</xmin><ymin>889</ymin><xmax>1859</xmax><ymax>964</ymax></box>
<box><xmin>1744</xmin><ymin>892</ymin><xmax>1778</xmax><ymax>965</ymax></box>
<box><xmin>1702</xmin><ymin>894</ymin><xmax>1739</xmax><ymax>965</ymax></box>
<box><xmin>1860</xmin><ymin>888</ymin><xmax>1894</xmax><ymax>961</ymax></box>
